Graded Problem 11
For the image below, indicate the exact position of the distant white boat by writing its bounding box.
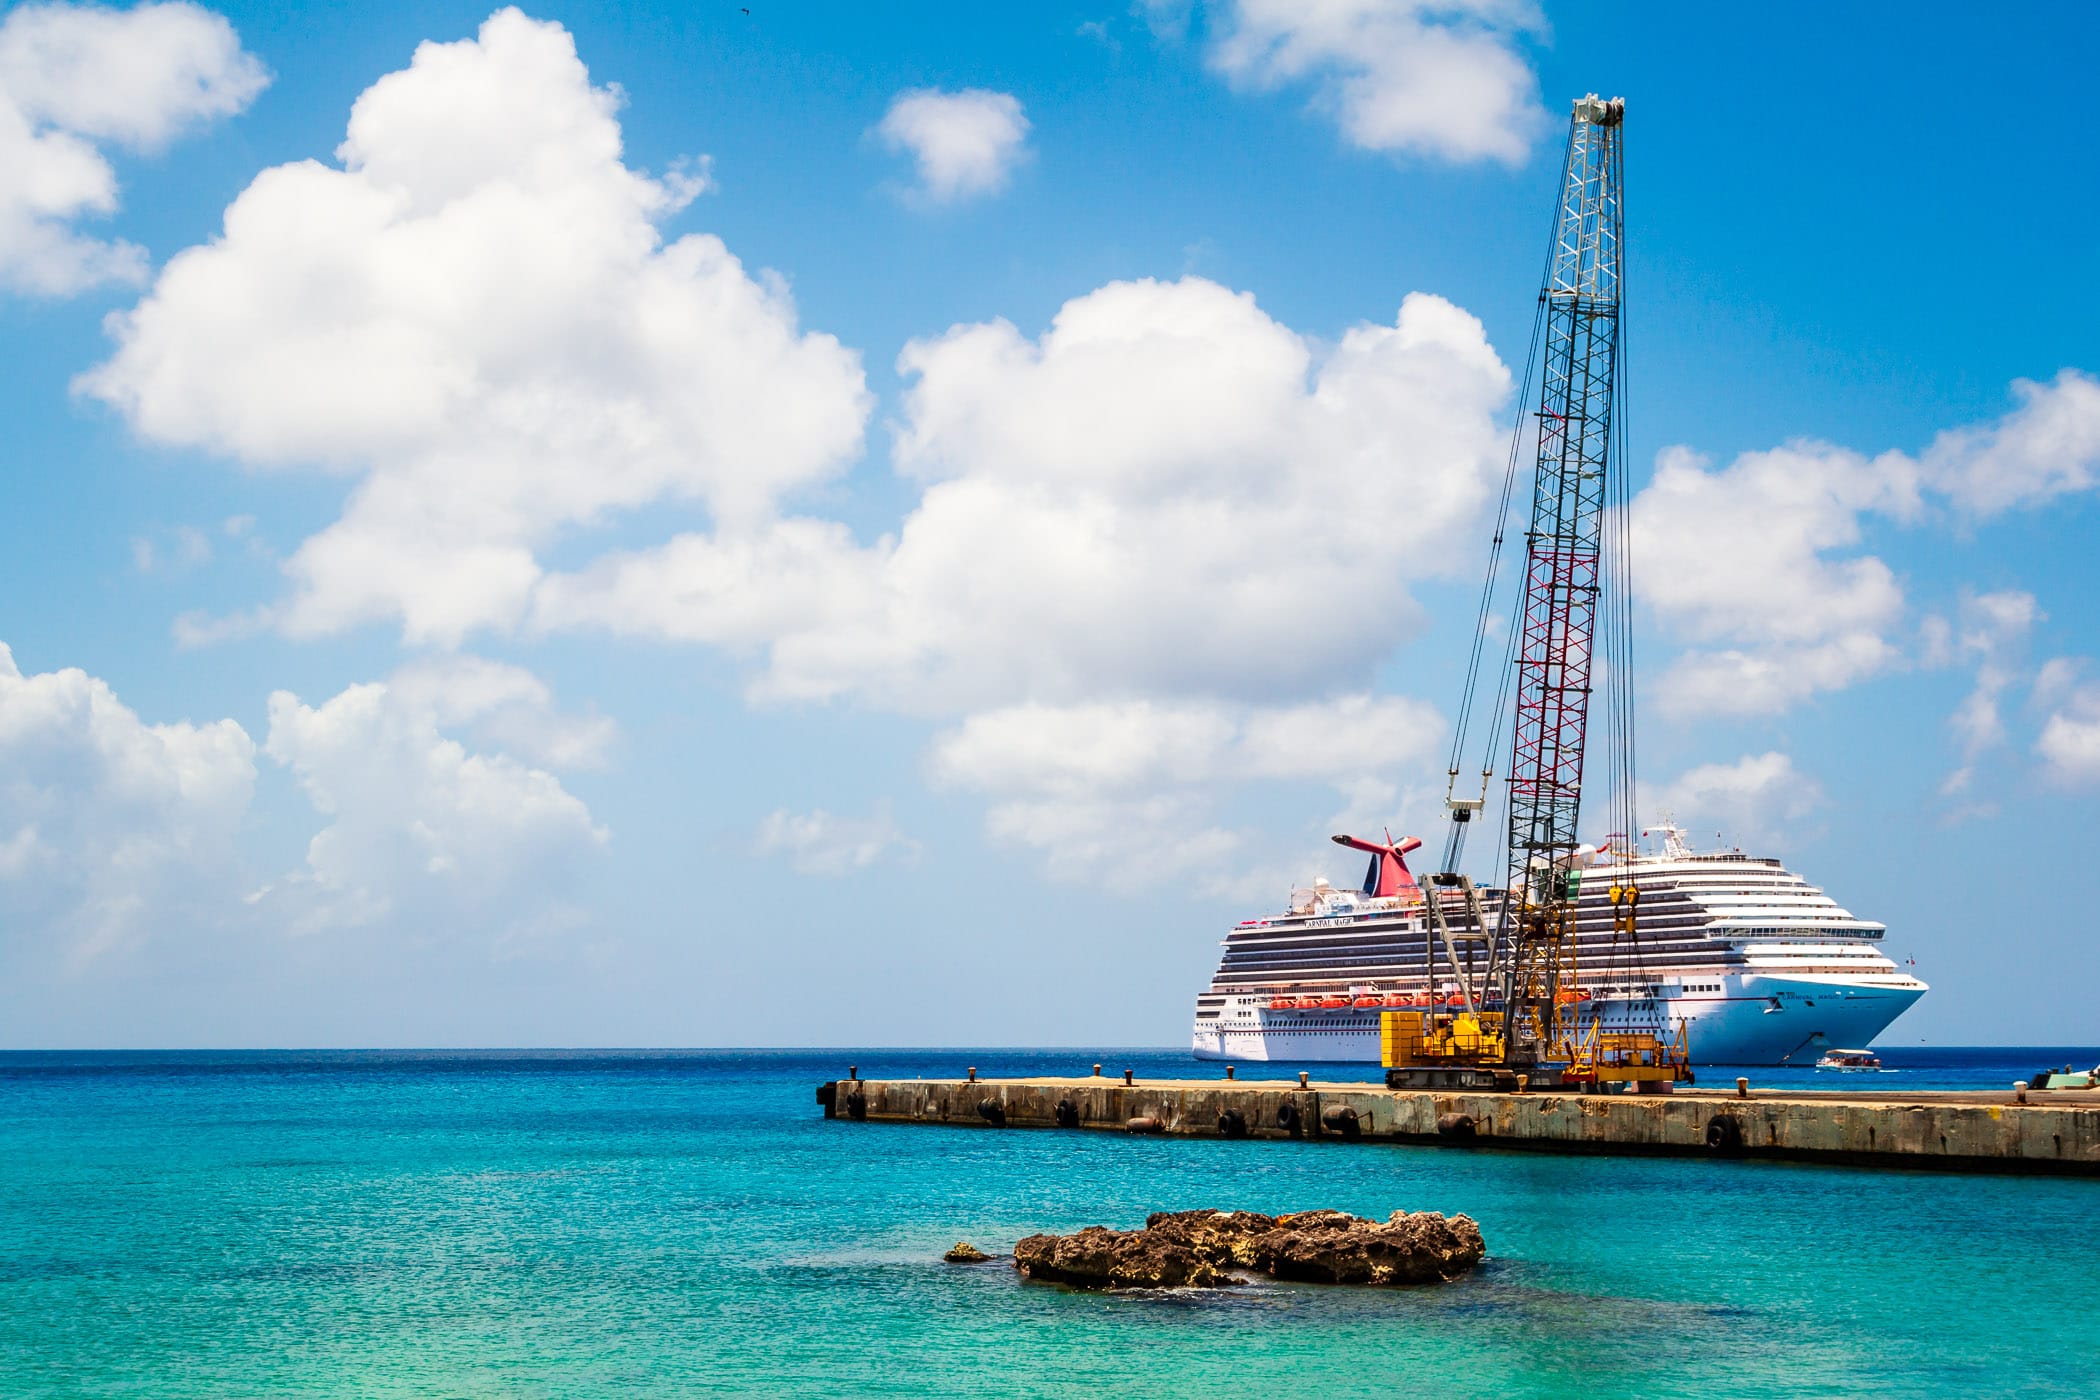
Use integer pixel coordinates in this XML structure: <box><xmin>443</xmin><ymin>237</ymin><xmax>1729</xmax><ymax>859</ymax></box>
<box><xmin>1191</xmin><ymin>824</ymin><xmax>1927</xmax><ymax>1068</ymax></box>
<box><xmin>1816</xmin><ymin>1049</ymin><xmax>1882</xmax><ymax>1070</ymax></box>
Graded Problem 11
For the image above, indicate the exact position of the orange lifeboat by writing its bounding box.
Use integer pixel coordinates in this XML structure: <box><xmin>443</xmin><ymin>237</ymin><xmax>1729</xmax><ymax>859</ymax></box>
<box><xmin>1318</xmin><ymin>995</ymin><xmax>1350</xmax><ymax>1009</ymax></box>
<box><xmin>1382</xmin><ymin>993</ymin><xmax>1408</xmax><ymax>1008</ymax></box>
<box><xmin>1444</xmin><ymin>993</ymin><xmax>1466</xmax><ymax>1006</ymax></box>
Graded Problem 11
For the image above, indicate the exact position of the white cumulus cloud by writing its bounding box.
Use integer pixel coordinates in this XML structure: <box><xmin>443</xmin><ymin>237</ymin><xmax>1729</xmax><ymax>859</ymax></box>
<box><xmin>0</xmin><ymin>642</ymin><xmax>611</xmax><ymax>959</ymax></box>
<box><xmin>927</xmin><ymin>694</ymin><xmax>1442</xmax><ymax>894</ymax></box>
<box><xmin>65</xmin><ymin>11</ymin><xmax>1519</xmax><ymax>896</ymax></box>
<box><xmin>385</xmin><ymin>653</ymin><xmax>616</xmax><ymax>770</ymax></box>
<box><xmin>1631</xmin><ymin>372</ymin><xmax>2100</xmax><ymax>721</ymax></box>
<box><xmin>753</xmin><ymin>803</ymin><xmax>918</xmax><ymax>877</ymax></box>
<box><xmin>1935</xmin><ymin>589</ymin><xmax>2039</xmax><ymax>799</ymax></box>
<box><xmin>1198</xmin><ymin>0</ymin><xmax>1546</xmax><ymax>164</ymax></box>
<box><xmin>262</xmin><ymin>673</ymin><xmax>609</xmax><ymax>934</ymax></box>
<box><xmin>876</xmin><ymin>87</ymin><xmax>1030</xmax><ymax>203</ymax></box>
<box><xmin>2036</xmin><ymin>672</ymin><xmax>2100</xmax><ymax>788</ymax></box>
<box><xmin>536</xmin><ymin>278</ymin><xmax>1506</xmax><ymax>884</ymax></box>
<box><xmin>1631</xmin><ymin>442</ymin><xmax>1919</xmax><ymax>718</ymax></box>
<box><xmin>0</xmin><ymin>640</ymin><xmax>256</xmax><ymax>961</ymax></box>
<box><xmin>1921</xmin><ymin>370</ymin><xmax>2100</xmax><ymax>517</ymax></box>
<box><xmin>1650</xmin><ymin>752</ymin><xmax>1822</xmax><ymax>853</ymax></box>
<box><xmin>0</xmin><ymin>0</ymin><xmax>267</xmax><ymax>294</ymax></box>
<box><xmin>81</xmin><ymin>7</ymin><xmax>869</xmax><ymax>646</ymax></box>
<box><xmin>540</xmin><ymin>280</ymin><xmax>1511</xmax><ymax>714</ymax></box>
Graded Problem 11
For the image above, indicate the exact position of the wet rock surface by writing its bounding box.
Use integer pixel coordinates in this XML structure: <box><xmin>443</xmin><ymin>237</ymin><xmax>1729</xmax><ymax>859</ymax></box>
<box><xmin>1010</xmin><ymin>1224</ymin><xmax>1237</xmax><ymax>1289</ymax></box>
<box><xmin>1011</xmin><ymin>1208</ymin><xmax>1483</xmax><ymax>1290</ymax></box>
<box><xmin>942</xmin><ymin>1241</ymin><xmax>991</xmax><ymax>1263</ymax></box>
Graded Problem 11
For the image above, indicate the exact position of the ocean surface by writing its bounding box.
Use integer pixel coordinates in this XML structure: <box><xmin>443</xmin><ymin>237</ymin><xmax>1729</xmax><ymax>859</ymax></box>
<box><xmin>3</xmin><ymin>1046</ymin><xmax>2096</xmax><ymax>1398</ymax></box>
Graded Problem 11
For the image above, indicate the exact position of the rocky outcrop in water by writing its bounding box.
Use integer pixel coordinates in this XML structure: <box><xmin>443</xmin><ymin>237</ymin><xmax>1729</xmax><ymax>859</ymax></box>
<box><xmin>1010</xmin><ymin>1225</ymin><xmax>1238</xmax><ymax>1289</ymax></box>
<box><xmin>942</xmin><ymin>1241</ymin><xmax>991</xmax><ymax>1263</ymax></box>
<box><xmin>1011</xmin><ymin>1208</ymin><xmax>1483</xmax><ymax>1290</ymax></box>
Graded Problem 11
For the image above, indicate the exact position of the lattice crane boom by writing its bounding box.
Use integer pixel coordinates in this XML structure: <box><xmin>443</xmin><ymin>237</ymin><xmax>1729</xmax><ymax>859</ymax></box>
<box><xmin>1496</xmin><ymin>94</ymin><xmax>1624</xmax><ymax>1063</ymax></box>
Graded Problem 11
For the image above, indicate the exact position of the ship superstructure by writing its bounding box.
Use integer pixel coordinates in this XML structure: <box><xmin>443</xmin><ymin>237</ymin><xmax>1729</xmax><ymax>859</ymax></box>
<box><xmin>1190</xmin><ymin>825</ymin><xmax>1926</xmax><ymax>1066</ymax></box>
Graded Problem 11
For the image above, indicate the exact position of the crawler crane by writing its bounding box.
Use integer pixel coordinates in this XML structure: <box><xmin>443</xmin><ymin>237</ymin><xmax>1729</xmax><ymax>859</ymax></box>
<box><xmin>1381</xmin><ymin>94</ymin><xmax>1688</xmax><ymax>1093</ymax></box>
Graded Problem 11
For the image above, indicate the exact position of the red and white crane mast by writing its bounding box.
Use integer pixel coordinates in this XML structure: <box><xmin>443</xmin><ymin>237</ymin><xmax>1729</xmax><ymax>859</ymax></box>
<box><xmin>1493</xmin><ymin>94</ymin><xmax>1625</xmax><ymax>1063</ymax></box>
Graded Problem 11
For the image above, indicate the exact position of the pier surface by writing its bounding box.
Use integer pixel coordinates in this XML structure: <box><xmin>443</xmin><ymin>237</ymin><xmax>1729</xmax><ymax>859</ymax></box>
<box><xmin>819</xmin><ymin>1075</ymin><xmax>2100</xmax><ymax>1176</ymax></box>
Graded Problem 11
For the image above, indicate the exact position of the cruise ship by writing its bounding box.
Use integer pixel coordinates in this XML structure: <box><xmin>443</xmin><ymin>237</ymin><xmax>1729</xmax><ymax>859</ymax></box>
<box><xmin>1190</xmin><ymin>825</ymin><xmax>1926</xmax><ymax>1067</ymax></box>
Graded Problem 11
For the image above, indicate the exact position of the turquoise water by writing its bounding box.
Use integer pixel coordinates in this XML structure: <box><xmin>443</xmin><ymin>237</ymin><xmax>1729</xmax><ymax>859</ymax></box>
<box><xmin>3</xmin><ymin>1049</ymin><xmax>2095</xmax><ymax>1398</ymax></box>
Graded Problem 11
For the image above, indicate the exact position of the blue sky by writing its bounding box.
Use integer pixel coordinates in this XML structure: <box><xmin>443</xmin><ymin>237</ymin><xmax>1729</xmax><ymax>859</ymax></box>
<box><xmin>1</xmin><ymin>1</ymin><xmax>2096</xmax><ymax>1048</ymax></box>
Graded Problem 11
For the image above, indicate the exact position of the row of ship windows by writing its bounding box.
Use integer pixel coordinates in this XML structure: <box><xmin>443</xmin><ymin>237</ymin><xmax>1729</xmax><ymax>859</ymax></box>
<box><xmin>1226</xmin><ymin>923</ymin><xmax>1730</xmax><ymax>948</ymax></box>
<box><xmin>1209</xmin><ymin>969</ymin><xmax>1898</xmax><ymax>1003</ymax></box>
<box><xmin>1236</xmin><ymin>918</ymin><xmax>1839</xmax><ymax>946</ymax></box>
<box><xmin>1228</xmin><ymin>930</ymin><xmax>1742</xmax><ymax>951</ymax></box>
<box><xmin>1224</xmin><ymin>947</ymin><xmax>1764</xmax><ymax>964</ymax></box>
<box><xmin>1221</xmin><ymin>951</ymin><xmax>1744</xmax><ymax>972</ymax></box>
<box><xmin>1244</xmin><ymin>972</ymin><xmax>1891</xmax><ymax>998</ymax></box>
<box><xmin>1225</xmin><ymin>931</ymin><xmax>1871</xmax><ymax>960</ymax></box>
<box><xmin>1251</xmin><ymin>922</ymin><xmax>1736</xmax><ymax>944</ymax></box>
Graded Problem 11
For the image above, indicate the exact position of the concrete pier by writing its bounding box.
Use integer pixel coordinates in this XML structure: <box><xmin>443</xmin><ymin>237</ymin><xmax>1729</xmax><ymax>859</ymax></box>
<box><xmin>818</xmin><ymin>1074</ymin><xmax>2100</xmax><ymax>1177</ymax></box>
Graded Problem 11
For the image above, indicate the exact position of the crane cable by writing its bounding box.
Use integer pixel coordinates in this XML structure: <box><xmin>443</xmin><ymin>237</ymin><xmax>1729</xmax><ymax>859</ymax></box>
<box><xmin>1597</xmin><ymin>130</ymin><xmax>1651</xmax><ymax>1005</ymax></box>
<box><xmin>1438</xmin><ymin>131</ymin><xmax>1578</xmax><ymax>878</ymax></box>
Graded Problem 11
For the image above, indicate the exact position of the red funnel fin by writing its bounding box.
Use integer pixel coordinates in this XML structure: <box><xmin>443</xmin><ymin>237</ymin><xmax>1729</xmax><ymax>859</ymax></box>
<box><xmin>1329</xmin><ymin>833</ymin><xmax>1423</xmax><ymax>899</ymax></box>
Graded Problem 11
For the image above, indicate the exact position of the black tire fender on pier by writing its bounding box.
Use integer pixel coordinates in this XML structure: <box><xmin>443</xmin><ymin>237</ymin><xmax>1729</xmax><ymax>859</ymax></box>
<box><xmin>1320</xmin><ymin>1105</ymin><xmax>1362</xmax><ymax>1139</ymax></box>
<box><xmin>1705</xmin><ymin>1115</ymin><xmax>1744</xmax><ymax>1152</ymax></box>
<box><xmin>976</xmin><ymin>1099</ymin><xmax>1006</xmax><ymax>1127</ymax></box>
<box><xmin>1274</xmin><ymin>1100</ymin><xmax>1301</xmax><ymax>1132</ymax></box>
<box><xmin>845</xmin><ymin>1090</ymin><xmax>867</xmax><ymax>1122</ymax></box>
<box><xmin>1216</xmin><ymin>1108</ymin><xmax>1248</xmax><ymax>1139</ymax></box>
<box><xmin>1126</xmin><ymin>1115</ymin><xmax>1165</xmax><ymax>1135</ymax></box>
<box><xmin>1435</xmin><ymin>1112</ymin><xmax>1476</xmax><ymax>1139</ymax></box>
<box><xmin>1053</xmin><ymin>1098</ymin><xmax>1080</xmax><ymax>1129</ymax></box>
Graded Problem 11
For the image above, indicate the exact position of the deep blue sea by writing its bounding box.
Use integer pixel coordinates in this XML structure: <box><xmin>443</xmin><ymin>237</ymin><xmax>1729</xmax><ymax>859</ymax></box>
<box><xmin>3</xmin><ymin>1046</ymin><xmax>2095</xmax><ymax>1398</ymax></box>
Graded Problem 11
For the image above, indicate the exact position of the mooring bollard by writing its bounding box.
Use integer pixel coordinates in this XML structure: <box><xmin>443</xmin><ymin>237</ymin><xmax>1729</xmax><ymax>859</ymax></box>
<box><xmin>1298</xmin><ymin>1071</ymin><xmax>1309</xmax><ymax>1088</ymax></box>
<box><xmin>850</xmin><ymin>1065</ymin><xmax>859</xmax><ymax>1082</ymax></box>
<box><xmin>2016</xmin><ymin>1080</ymin><xmax>2029</xmax><ymax>1104</ymax></box>
<box><xmin>968</xmin><ymin>1066</ymin><xmax>977</xmax><ymax>1084</ymax></box>
<box><xmin>1736</xmin><ymin>1077</ymin><xmax>1749</xmax><ymax>1099</ymax></box>
<box><xmin>1093</xmin><ymin>1063</ymin><xmax>1103</xmax><ymax>1077</ymax></box>
<box><xmin>1225</xmin><ymin>1065</ymin><xmax>1236</xmax><ymax>1080</ymax></box>
<box><xmin>1124</xmin><ymin>1069</ymin><xmax>1134</xmax><ymax>1086</ymax></box>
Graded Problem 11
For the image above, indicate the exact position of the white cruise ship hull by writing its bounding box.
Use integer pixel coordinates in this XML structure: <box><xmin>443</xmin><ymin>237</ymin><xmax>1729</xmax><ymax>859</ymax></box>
<box><xmin>1192</xmin><ymin>972</ymin><xmax>1925</xmax><ymax>1067</ymax></box>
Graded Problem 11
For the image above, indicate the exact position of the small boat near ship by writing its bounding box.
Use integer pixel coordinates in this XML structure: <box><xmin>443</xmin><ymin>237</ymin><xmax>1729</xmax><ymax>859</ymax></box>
<box><xmin>2028</xmin><ymin>1063</ymin><xmax>2100</xmax><ymax>1091</ymax></box>
<box><xmin>1816</xmin><ymin>1049</ymin><xmax>1882</xmax><ymax>1070</ymax></box>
